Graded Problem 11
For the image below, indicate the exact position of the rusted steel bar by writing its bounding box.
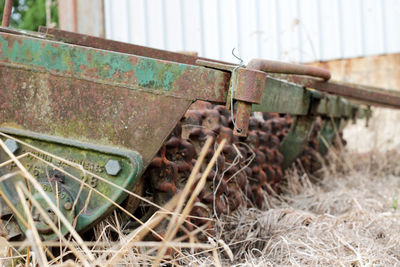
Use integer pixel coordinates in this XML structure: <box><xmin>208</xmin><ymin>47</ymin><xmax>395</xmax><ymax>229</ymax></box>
<box><xmin>281</xmin><ymin>75</ymin><xmax>400</xmax><ymax>109</ymax></box>
<box><xmin>247</xmin><ymin>59</ymin><xmax>331</xmax><ymax>81</ymax></box>
<box><xmin>38</xmin><ymin>27</ymin><xmax>198</xmax><ymax>65</ymax></box>
<box><xmin>1</xmin><ymin>0</ymin><xmax>13</xmax><ymax>27</ymax></box>
<box><xmin>39</xmin><ymin>27</ymin><xmax>237</xmax><ymax>67</ymax></box>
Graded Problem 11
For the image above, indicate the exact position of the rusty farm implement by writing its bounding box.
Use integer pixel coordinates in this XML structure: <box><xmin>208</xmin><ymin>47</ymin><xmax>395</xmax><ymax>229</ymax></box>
<box><xmin>0</xmin><ymin>22</ymin><xmax>399</xmax><ymax>242</ymax></box>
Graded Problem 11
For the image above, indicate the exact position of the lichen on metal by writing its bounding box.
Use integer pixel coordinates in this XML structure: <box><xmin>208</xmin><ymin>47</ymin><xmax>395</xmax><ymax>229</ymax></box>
<box><xmin>0</xmin><ymin>133</ymin><xmax>142</xmax><ymax>240</ymax></box>
<box><xmin>0</xmin><ymin>27</ymin><xmax>381</xmax><ymax>242</ymax></box>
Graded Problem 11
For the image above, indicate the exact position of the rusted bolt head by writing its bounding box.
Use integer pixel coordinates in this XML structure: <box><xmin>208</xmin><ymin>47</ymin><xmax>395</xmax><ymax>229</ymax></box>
<box><xmin>64</xmin><ymin>202</ymin><xmax>72</xmax><ymax>210</ymax></box>
<box><xmin>4</xmin><ymin>139</ymin><xmax>19</xmax><ymax>154</ymax></box>
<box><xmin>105</xmin><ymin>160</ymin><xmax>121</xmax><ymax>176</ymax></box>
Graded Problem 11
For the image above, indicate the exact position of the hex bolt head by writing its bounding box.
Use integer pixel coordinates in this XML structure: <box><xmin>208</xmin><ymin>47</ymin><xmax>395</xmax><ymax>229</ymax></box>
<box><xmin>4</xmin><ymin>139</ymin><xmax>19</xmax><ymax>154</ymax></box>
<box><xmin>105</xmin><ymin>160</ymin><xmax>121</xmax><ymax>176</ymax></box>
<box><xmin>64</xmin><ymin>202</ymin><xmax>72</xmax><ymax>210</ymax></box>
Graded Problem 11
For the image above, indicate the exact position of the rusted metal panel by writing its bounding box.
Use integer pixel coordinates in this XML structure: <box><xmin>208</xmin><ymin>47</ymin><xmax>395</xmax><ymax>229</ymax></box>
<box><xmin>0</xmin><ymin>66</ymin><xmax>192</xmax><ymax>167</ymax></box>
<box><xmin>234</xmin><ymin>68</ymin><xmax>265</xmax><ymax>104</ymax></box>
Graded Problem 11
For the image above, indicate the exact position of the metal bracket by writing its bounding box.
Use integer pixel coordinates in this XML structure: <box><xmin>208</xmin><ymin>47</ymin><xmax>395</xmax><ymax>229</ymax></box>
<box><xmin>280</xmin><ymin>116</ymin><xmax>315</xmax><ymax>169</ymax></box>
<box><xmin>318</xmin><ymin>118</ymin><xmax>342</xmax><ymax>155</ymax></box>
<box><xmin>0</xmin><ymin>129</ymin><xmax>142</xmax><ymax>240</ymax></box>
<box><xmin>196</xmin><ymin>59</ymin><xmax>266</xmax><ymax>136</ymax></box>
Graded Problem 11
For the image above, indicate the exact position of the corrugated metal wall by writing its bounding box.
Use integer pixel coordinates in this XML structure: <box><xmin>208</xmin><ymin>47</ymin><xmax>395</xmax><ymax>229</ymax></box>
<box><xmin>104</xmin><ymin>0</ymin><xmax>400</xmax><ymax>63</ymax></box>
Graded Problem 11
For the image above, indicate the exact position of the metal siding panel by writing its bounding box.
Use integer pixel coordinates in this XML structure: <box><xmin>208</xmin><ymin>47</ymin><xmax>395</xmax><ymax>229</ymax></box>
<box><xmin>146</xmin><ymin>0</ymin><xmax>165</xmax><ymax>49</ymax></box>
<box><xmin>278</xmin><ymin>0</ymin><xmax>300</xmax><ymax>62</ymax></box>
<box><xmin>165</xmin><ymin>0</ymin><xmax>183</xmax><ymax>52</ymax></box>
<box><xmin>337</xmin><ymin>0</ymin><xmax>344</xmax><ymax>58</ymax></box>
<box><xmin>161</xmin><ymin>0</ymin><xmax>168</xmax><ymax>49</ymax></box>
<box><xmin>182</xmin><ymin>0</ymin><xmax>201</xmax><ymax>55</ymax></box>
<box><xmin>104</xmin><ymin>0</ymin><xmax>113</xmax><ymax>39</ymax></box>
<box><xmin>297</xmin><ymin>0</ymin><xmax>302</xmax><ymax>62</ymax></box>
<box><xmin>363</xmin><ymin>0</ymin><xmax>385</xmax><ymax>55</ymax></box>
<box><xmin>216</xmin><ymin>0</ymin><xmax>223</xmax><ymax>59</ymax></box>
<box><xmin>298</xmin><ymin>0</ymin><xmax>319</xmax><ymax>62</ymax></box>
<box><xmin>107</xmin><ymin>0</ymin><xmax>129</xmax><ymax>42</ymax></box>
<box><xmin>127</xmin><ymin>0</ymin><xmax>147</xmax><ymax>46</ymax></box>
<box><xmin>359</xmin><ymin>0</ymin><xmax>366</xmax><ymax>55</ymax></box>
<box><xmin>237</xmin><ymin>0</ymin><xmax>258</xmax><ymax>63</ymax></box>
<box><xmin>319</xmin><ymin>0</ymin><xmax>342</xmax><ymax>61</ymax></box>
<box><xmin>203</xmin><ymin>0</ymin><xmax>220</xmax><ymax>59</ymax></box>
<box><xmin>126</xmin><ymin>0</ymin><xmax>133</xmax><ymax>42</ymax></box>
<box><xmin>143</xmin><ymin>0</ymin><xmax>150</xmax><ymax>45</ymax></box>
<box><xmin>381</xmin><ymin>0</ymin><xmax>388</xmax><ymax>53</ymax></box>
<box><xmin>257</xmin><ymin>0</ymin><xmax>279</xmax><ymax>61</ymax></box>
<box><xmin>385</xmin><ymin>0</ymin><xmax>400</xmax><ymax>53</ymax></box>
<box><xmin>341</xmin><ymin>0</ymin><xmax>364</xmax><ymax>58</ymax></box>
<box><xmin>218</xmin><ymin>0</ymin><xmax>239</xmax><ymax>62</ymax></box>
<box><xmin>180</xmin><ymin>0</ymin><xmax>186</xmax><ymax>50</ymax></box>
<box><xmin>235</xmin><ymin>0</ymin><xmax>242</xmax><ymax>59</ymax></box>
<box><xmin>198</xmin><ymin>0</ymin><xmax>205</xmax><ymax>56</ymax></box>
<box><xmin>275</xmin><ymin>0</ymin><xmax>281</xmax><ymax>59</ymax></box>
<box><xmin>103</xmin><ymin>0</ymin><xmax>400</xmax><ymax>63</ymax></box>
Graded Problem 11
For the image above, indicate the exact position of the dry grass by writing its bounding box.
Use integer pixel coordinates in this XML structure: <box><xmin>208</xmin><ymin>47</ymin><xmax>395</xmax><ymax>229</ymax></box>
<box><xmin>208</xmin><ymin>149</ymin><xmax>400</xmax><ymax>266</ymax></box>
<box><xmin>1</xmin><ymin>110</ymin><xmax>400</xmax><ymax>266</ymax></box>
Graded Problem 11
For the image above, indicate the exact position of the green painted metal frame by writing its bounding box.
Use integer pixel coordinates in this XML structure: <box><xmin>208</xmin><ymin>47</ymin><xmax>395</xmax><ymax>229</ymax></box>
<box><xmin>280</xmin><ymin>116</ymin><xmax>315</xmax><ymax>169</ymax></box>
<box><xmin>0</xmin><ymin>28</ymin><xmax>371</xmax><ymax>239</ymax></box>
<box><xmin>0</xmin><ymin>31</ymin><xmax>232</xmax><ymax>167</ymax></box>
<box><xmin>318</xmin><ymin>118</ymin><xmax>343</xmax><ymax>155</ymax></box>
<box><xmin>0</xmin><ymin>129</ymin><xmax>142</xmax><ymax>240</ymax></box>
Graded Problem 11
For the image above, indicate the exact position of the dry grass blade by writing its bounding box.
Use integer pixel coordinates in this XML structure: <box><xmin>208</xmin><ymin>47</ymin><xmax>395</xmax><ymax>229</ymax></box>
<box><xmin>105</xmin><ymin>137</ymin><xmax>218</xmax><ymax>266</ymax></box>
<box><xmin>15</xmin><ymin>184</ymin><xmax>48</xmax><ymax>267</ymax></box>
<box><xmin>0</xmin><ymin>132</ymin><xmax>167</xmax><ymax>213</ymax></box>
<box><xmin>163</xmin><ymin>137</ymin><xmax>213</xmax><ymax>238</ymax></box>
<box><xmin>154</xmin><ymin>138</ymin><xmax>227</xmax><ymax>266</ymax></box>
<box><xmin>17</xmin><ymin>183</ymin><xmax>90</xmax><ymax>266</ymax></box>
<box><xmin>103</xmin><ymin>193</ymin><xmax>179</xmax><ymax>266</ymax></box>
<box><xmin>0</xmin><ymin>187</ymin><xmax>28</xmax><ymax>228</ymax></box>
<box><xmin>0</xmin><ymin>133</ymin><xmax>208</xmax><ymax>255</ymax></box>
<box><xmin>0</xmin><ymin>139</ymin><xmax>95</xmax><ymax>263</ymax></box>
<box><xmin>18</xmin><ymin>148</ymin><xmax>194</xmax><ymax>264</ymax></box>
<box><xmin>0</xmin><ymin>107</ymin><xmax>399</xmax><ymax>266</ymax></box>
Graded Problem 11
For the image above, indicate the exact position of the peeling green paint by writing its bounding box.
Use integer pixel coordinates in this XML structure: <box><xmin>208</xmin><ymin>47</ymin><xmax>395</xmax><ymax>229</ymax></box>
<box><xmin>0</xmin><ymin>35</ymin><xmax>190</xmax><ymax>92</ymax></box>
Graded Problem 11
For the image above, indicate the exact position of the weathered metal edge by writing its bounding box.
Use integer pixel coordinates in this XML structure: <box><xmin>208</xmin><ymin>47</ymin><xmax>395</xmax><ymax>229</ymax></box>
<box><xmin>0</xmin><ymin>32</ymin><xmax>230</xmax><ymax>103</ymax></box>
<box><xmin>0</xmin><ymin>128</ymin><xmax>143</xmax><ymax>168</ymax></box>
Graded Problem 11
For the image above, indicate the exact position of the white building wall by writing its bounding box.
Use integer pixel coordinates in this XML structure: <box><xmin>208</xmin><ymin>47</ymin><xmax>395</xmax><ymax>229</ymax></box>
<box><xmin>104</xmin><ymin>0</ymin><xmax>400</xmax><ymax>64</ymax></box>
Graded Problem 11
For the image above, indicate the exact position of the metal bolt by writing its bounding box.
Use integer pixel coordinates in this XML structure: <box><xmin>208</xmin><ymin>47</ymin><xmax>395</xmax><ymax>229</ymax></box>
<box><xmin>64</xmin><ymin>202</ymin><xmax>72</xmax><ymax>210</ymax></box>
<box><xmin>105</xmin><ymin>160</ymin><xmax>121</xmax><ymax>176</ymax></box>
<box><xmin>4</xmin><ymin>139</ymin><xmax>19</xmax><ymax>154</ymax></box>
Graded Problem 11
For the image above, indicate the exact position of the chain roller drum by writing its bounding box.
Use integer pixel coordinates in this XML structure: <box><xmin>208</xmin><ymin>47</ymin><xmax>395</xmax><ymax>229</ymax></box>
<box><xmin>140</xmin><ymin>101</ymin><xmax>292</xmax><ymax>235</ymax></box>
<box><xmin>296</xmin><ymin>117</ymin><xmax>347</xmax><ymax>175</ymax></box>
